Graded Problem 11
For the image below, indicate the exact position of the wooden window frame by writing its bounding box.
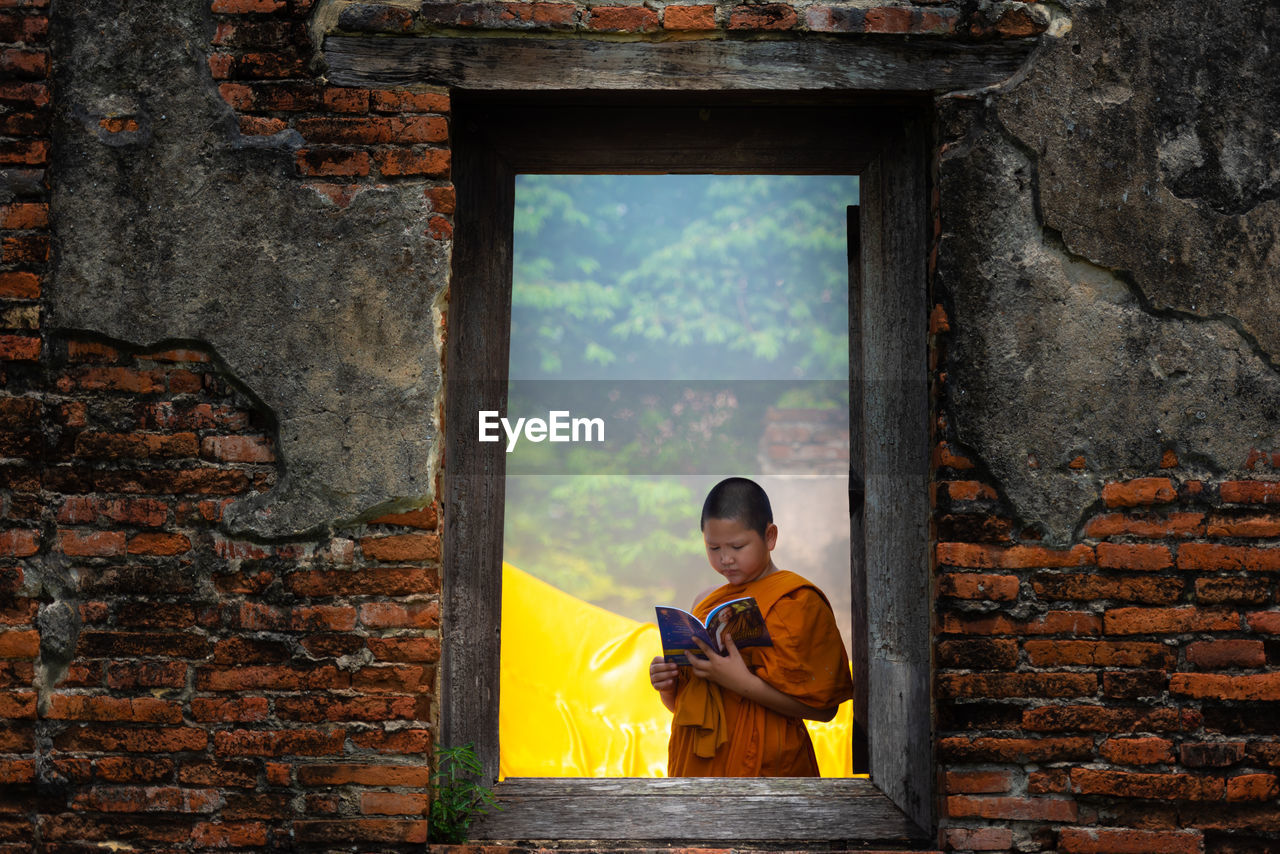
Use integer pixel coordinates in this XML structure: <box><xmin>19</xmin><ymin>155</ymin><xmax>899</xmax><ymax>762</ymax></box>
<box><xmin>439</xmin><ymin>96</ymin><xmax>932</xmax><ymax>845</ymax></box>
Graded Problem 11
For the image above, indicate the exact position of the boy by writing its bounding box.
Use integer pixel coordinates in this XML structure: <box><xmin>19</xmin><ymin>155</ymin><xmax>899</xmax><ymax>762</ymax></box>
<box><xmin>649</xmin><ymin>477</ymin><xmax>854</xmax><ymax>776</ymax></box>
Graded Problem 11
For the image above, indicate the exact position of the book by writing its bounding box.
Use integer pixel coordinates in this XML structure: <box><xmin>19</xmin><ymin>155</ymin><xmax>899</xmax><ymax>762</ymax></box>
<box><xmin>655</xmin><ymin>597</ymin><xmax>773</xmax><ymax>665</ymax></box>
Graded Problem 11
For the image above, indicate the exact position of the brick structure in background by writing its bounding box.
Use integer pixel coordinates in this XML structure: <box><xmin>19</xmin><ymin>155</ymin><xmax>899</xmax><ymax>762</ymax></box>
<box><xmin>3</xmin><ymin>0</ymin><xmax>1280</xmax><ymax>852</ymax></box>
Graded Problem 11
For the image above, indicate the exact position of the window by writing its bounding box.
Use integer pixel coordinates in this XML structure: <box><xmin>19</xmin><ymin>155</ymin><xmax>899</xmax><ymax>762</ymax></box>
<box><xmin>441</xmin><ymin>97</ymin><xmax>933</xmax><ymax>844</ymax></box>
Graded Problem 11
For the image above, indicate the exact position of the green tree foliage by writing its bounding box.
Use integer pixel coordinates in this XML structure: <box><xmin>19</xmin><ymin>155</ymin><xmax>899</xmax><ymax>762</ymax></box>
<box><xmin>510</xmin><ymin>174</ymin><xmax>857</xmax><ymax>381</ymax></box>
<box><xmin>504</xmin><ymin>176</ymin><xmax>857</xmax><ymax>621</ymax></box>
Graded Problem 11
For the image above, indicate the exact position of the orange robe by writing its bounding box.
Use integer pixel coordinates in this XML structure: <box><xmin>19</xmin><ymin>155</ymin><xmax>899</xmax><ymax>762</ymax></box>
<box><xmin>667</xmin><ymin>569</ymin><xmax>854</xmax><ymax>777</ymax></box>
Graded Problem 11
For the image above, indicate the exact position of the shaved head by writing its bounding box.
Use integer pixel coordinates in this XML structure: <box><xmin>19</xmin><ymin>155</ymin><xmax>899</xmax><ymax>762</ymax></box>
<box><xmin>700</xmin><ymin>477</ymin><xmax>773</xmax><ymax>538</ymax></box>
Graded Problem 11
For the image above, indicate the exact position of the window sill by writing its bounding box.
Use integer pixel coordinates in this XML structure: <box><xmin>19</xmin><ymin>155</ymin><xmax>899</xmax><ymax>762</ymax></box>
<box><xmin>469</xmin><ymin>777</ymin><xmax>925</xmax><ymax>845</ymax></box>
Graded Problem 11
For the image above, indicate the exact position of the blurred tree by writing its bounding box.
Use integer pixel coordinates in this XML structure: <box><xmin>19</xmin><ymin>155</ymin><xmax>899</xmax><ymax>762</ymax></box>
<box><xmin>504</xmin><ymin>175</ymin><xmax>857</xmax><ymax>621</ymax></box>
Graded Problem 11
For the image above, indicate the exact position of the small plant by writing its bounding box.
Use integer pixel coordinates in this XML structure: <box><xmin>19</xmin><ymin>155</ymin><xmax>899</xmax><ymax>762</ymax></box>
<box><xmin>428</xmin><ymin>744</ymin><xmax>499</xmax><ymax>844</ymax></box>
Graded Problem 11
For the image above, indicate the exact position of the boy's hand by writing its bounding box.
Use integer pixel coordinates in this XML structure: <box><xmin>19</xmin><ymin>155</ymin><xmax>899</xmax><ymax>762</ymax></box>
<box><xmin>687</xmin><ymin>634</ymin><xmax>753</xmax><ymax>696</ymax></box>
<box><xmin>649</xmin><ymin>656</ymin><xmax>679</xmax><ymax>712</ymax></box>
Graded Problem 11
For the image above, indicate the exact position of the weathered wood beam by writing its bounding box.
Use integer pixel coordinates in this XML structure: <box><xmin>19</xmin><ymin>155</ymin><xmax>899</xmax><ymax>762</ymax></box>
<box><xmin>473</xmin><ymin>777</ymin><xmax>921</xmax><ymax>842</ymax></box>
<box><xmin>324</xmin><ymin>35</ymin><xmax>1034</xmax><ymax>93</ymax></box>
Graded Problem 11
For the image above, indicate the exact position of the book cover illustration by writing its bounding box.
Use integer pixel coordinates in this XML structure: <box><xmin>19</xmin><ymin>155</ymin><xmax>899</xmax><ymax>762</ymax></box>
<box><xmin>655</xmin><ymin>597</ymin><xmax>773</xmax><ymax>665</ymax></box>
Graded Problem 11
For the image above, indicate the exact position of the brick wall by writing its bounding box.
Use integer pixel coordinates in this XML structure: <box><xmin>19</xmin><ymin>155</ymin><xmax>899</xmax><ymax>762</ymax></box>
<box><xmin>932</xmin><ymin>306</ymin><xmax>1280</xmax><ymax>852</ymax></box>
<box><xmin>4</xmin><ymin>0</ymin><xmax>1279</xmax><ymax>852</ymax></box>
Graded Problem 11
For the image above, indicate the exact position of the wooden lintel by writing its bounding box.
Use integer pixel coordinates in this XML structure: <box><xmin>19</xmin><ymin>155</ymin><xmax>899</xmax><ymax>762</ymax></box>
<box><xmin>324</xmin><ymin>35</ymin><xmax>1034</xmax><ymax>94</ymax></box>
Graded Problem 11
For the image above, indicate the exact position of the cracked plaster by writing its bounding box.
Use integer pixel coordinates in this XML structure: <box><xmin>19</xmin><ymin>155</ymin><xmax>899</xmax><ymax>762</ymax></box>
<box><xmin>48</xmin><ymin>0</ymin><xmax>447</xmax><ymax>538</ymax></box>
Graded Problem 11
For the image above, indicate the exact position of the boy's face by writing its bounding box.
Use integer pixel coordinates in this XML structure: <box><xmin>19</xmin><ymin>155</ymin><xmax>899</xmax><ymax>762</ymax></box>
<box><xmin>702</xmin><ymin>516</ymin><xmax>777</xmax><ymax>586</ymax></box>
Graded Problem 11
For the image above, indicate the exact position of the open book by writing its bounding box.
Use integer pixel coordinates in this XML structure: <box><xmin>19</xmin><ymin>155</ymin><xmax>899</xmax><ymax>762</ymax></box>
<box><xmin>655</xmin><ymin>597</ymin><xmax>773</xmax><ymax>665</ymax></box>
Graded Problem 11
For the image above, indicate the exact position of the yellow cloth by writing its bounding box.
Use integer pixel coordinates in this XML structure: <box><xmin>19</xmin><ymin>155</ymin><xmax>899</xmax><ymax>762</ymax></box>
<box><xmin>498</xmin><ymin>562</ymin><xmax>858</xmax><ymax>777</ymax></box>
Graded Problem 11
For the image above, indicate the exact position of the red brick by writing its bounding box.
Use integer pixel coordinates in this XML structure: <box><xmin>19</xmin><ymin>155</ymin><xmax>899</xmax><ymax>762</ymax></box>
<box><xmin>0</xmin><ymin>272</ymin><xmax>39</xmax><ymax>299</ymax></box>
<box><xmin>1181</xmin><ymin>741</ymin><xmax>1246</xmax><ymax>767</ymax></box>
<box><xmin>58</xmin><ymin>496</ymin><xmax>168</xmax><ymax>527</ymax></box>
<box><xmin>358</xmin><ymin>601</ymin><xmax>438</xmax><ymax>629</ymax></box>
<box><xmin>126</xmin><ymin>532</ymin><xmax>191</xmax><ymax>556</ymax></box>
<box><xmin>350</xmin><ymin>663</ymin><xmax>429</xmax><ymax>692</ymax></box>
<box><xmin>1032</xmin><ymin>572</ymin><xmax>1182</xmax><ymax>603</ymax></box>
<box><xmin>72</xmin><ymin>786</ymin><xmax>222</xmax><ymax>814</ymax></box>
<box><xmin>374</xmin><ymin>148</ymin><xmax>450</xmax><ymax>177</ymax></box>
<box><xmin>0</xmin><ymin>202</ymin><xmax>46</xmax><ymax>229</ymax></box>
<box><xmin>274</xmin><ymin>695</ymin><xmax>416</xmax><ymax>722</ymax></box>
<box><xmin>946</xmin><ymin>794</ymin><xmax>1077</xmax><ymax>822</ymax></box>
<box><xmin>1226</xmin><ymin>773</ymin><xmax>1280</xmax><ymax>801</ymax></box>
<box><xmin>0</xmin><ymin>139</ymin><xmax>48</xmax><ymax>166</ymax></box>
<box><xmin>177</xmin><ymin>760</ymin><xmax>259</xmax><ymax>789</ymax></box>
<box><xmin>1194</xmin><ymin>577</ymin><xmax>1270</xmax><ymax>605</ymax></box>
<box><xmin>196</xmin><ymin>665</ymin><xmax>349</xmax><ymax>692</ymax></box>
<box><xmin>63</xmin><ymin>367</ymin><xmax>165</xmax><ymax>393</ymax></box>
<box><xmin>74</xmin><ymin>431</ymin><xmax>199</xmax><ymax>459</ymax></box>
<box><xmin>1207</xmin><ymin>512</ymin><xmax>1280</xmax><ymax>538</ymax></box>
<box><xmin>293</xmin><ymin>820</ymin><xmax>427</xmax><ymax>844</ymax></box>
<box><xmin>586</xmin><ymin>5</ymin><xmax>659</xmax><ymax>31</ymax></box>
<box><xmin>937</xmin><ymin>672</ymin><xmax>1096</xmax><ymax>699</ymax></box>
<box><xmin>47</xmin><ymin>695</ymin><xmax>182</xmax><ymax>724</ymax></box>
<box><xmin>297</xmin><ymin>763</ymin><xmax>431</xmax><ymax>787</ymax></box>
<box><xmin>1186</xmin><ymin>639</ymin><xmax>1266</xmax><ymax>669</ymax></box>
<box><xmin>1057</xmin><ymin>827</ymin><xmax>1203</xmax><ymax>854</ymax></box>
<box><xmin>943</xmin><ymin>827</ymin><xmax>1012</xmax><ymax>851</ymax></box>
<box><xmin>933</xmin><ymin>441</ymin><xmax>975</xmax><ymax>470</ymax></box>
<box><xmin>944</xmin><ymin>769</ymin><xmax>1012</xmax><ymax>794</ymax></box>
<box><xmin>1024</xmin><ymin>640</ymin><xmax>1171</xmax><ymax>668</ymax></box>
<box><xmin>190</xmin><ymin>697</ymin><xmax>269</xmax><ymax>723</ymax></box>
<box><xmin>360</xmin><ymin>792</ymin><xmax>428</xmax><ymax>815</ymax></box>
<box><xmin>360</xmin><ymin>532</ymin><xmax>439</xmax><ymax>562</ymax></box>
<box><xmin>1171</xmin><ymin>672</ymin><xmax>1280</xmax><ymax>701</ymax></box>
<box><xmin>106</xmin><ymin>661</ymin><xmax>187</xmax><ymax>690</ymax></box>
<box><xmin>1099</xmin><ymin>736</ymin><xmax>1174</xmax><ymax>765</ymax></box>
<box><xmin>1103</xmin><ymin>477</ymin><xmax>1178</xmax><ymax>507</ymax></box>
<box><xmin>370</xmin><ymin>90</ymin><xmax>450</xmax><ymax>114</ymax></box>
<box><xmin>1023</xmin><ymin>705</ymin><xmax>1200</xmax><ymax>733</ymax></box>
<box><xmin>0</xmin><ymin>335</ymin><xmax>39</xmax><ymax>360</ymax></box>
<box><xmin>0</xmin><ymin>692</ymin><xmax>34</xmax><ymax>718</ymax></box>
<box><xmin>238</xmin><ymin>115</ymin><xmax>287</xmax><ymax>136</ymax></box>
<box><xmin>0</xmin><ymin>528</ymin><xmax>38</xmax><ymax>556</ymax></box>
<box><xmin>0</xmin><ymin>758</ymin><xmax>34</xmax><ymax>784</ymax></box>
<box><xmin>191</xmin><ymin>821</ymin><xmax>269</xmax><ymax>848</ymax></box>
<box><xmin>77</xmin><ymin>631</ymin><xmax>209</xmax><ymax>659</ymax></box>
<box><xmin>53</xmin><ymin>725</ymin><xmax>208</xmax><ymax>753</ymax></box>
<box><xmin>0</xmin><ymin>630</ymin><xmax>37</xmax><ymax>659</ymax></box>
<box><xmin>1104</xmin><ymin>607</ymin><xmax>1239</xmax><ymax>635</ymax></box>
<box><xmin>1071</xmin><ymin>767</ymin><xmax>1224</xmax><ymax>800</ymax></box>
<box><xmin>728</xmin><ymin>3</ymin><xmax>796</xmax><ymax>30</ymax></box>
<box><xmin>213</xmin><ymin>728</ymin><xmax>345</xmax><ymax>757</ymax></box>
<box><xmin>936</xmin><ymin>638</ymin><xmax>1018</xmax><ymax>670</ymax></box>
<box><xmin>937</xmin><ymin>572</ymin><xmax>1019</xmax><ymax>601</ymax></box>
<box><xmin>1085</xmin><ymin>511</ymin><xmax>1205</xmax><ymax>538</ymax></box>
<box><xmin>1096</xmin><ymin>541</ymin><xmax>1173</xmax><ymax>571</ymax></box>
<box><xmin>295</xmin><ymin>148</ymin><xmax>371</xmax><ymax>178</ymax></box>
<box><xmin>663</xmin><ymin>4</ymin><xmax>715</xmax><ymax>30</ymax></box>
<box><xmin>285</xmin><ymin>567</ymin><xmax>436</xmax><ymax>597</ymax></box>
<box><xmin>936</xmin><ymin>542</ymin><xmax>1094</xmax><ymax>568</ymax></box>
<box><xmin>940</xmin><ymin>610</ymin><xmax>1100</xmax><ymax>637</ymax></box>
<box><xmin>1221</xmin><ymin>480</ymin><xmax>1280</xmax><ymax>504</ymax></box>
<box><xmin>0</xmin><ymin>47</ymin><xmax>47</xmax><ymax>77</ymax></box>
<box><xmin>1178</xmin><ymin>543</ymin><xmax>1280</xmax><ymax>572</ymax></box>
<box><xmin>365</xmin><ymin>636</ymin><xmax>439</xmax><ymax>663</ymax></box>
<box><xmin>91</xmin><ymin>757</ymin><xmax>175</xmax><ymax>783</ymax></box>
<box><xmin>1246</xmin><ymin>611</ymin><xmax>1280</xmax><ymax>633</ymax></box>
<box><xmin>294</xmin><ymin>115</ymin><xmax>447</xmax><ymax>145</ymax></box>
<box><xmin>940</xmin><ymin>480</ymin><xmax>999</xmax><ymax>502</ymax></box>
<box><xmin>349</xmin><ymin>727</ymin><xmax>432</xmax><ymax>753</ymax></box>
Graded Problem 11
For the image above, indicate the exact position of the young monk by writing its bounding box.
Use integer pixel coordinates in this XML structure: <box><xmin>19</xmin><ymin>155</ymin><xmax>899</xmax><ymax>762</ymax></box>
<box><xmin>649</xmin><ymin>477</ymin><xmax>854</xmax><ymax>776</ymax></box>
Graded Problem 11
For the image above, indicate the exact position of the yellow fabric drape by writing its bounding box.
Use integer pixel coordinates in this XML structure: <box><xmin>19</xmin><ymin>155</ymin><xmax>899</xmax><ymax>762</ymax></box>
<box><xmin>499</xmin><ymin>563</ymin><xmax>858</xmax><ymax>777</ymax></box>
